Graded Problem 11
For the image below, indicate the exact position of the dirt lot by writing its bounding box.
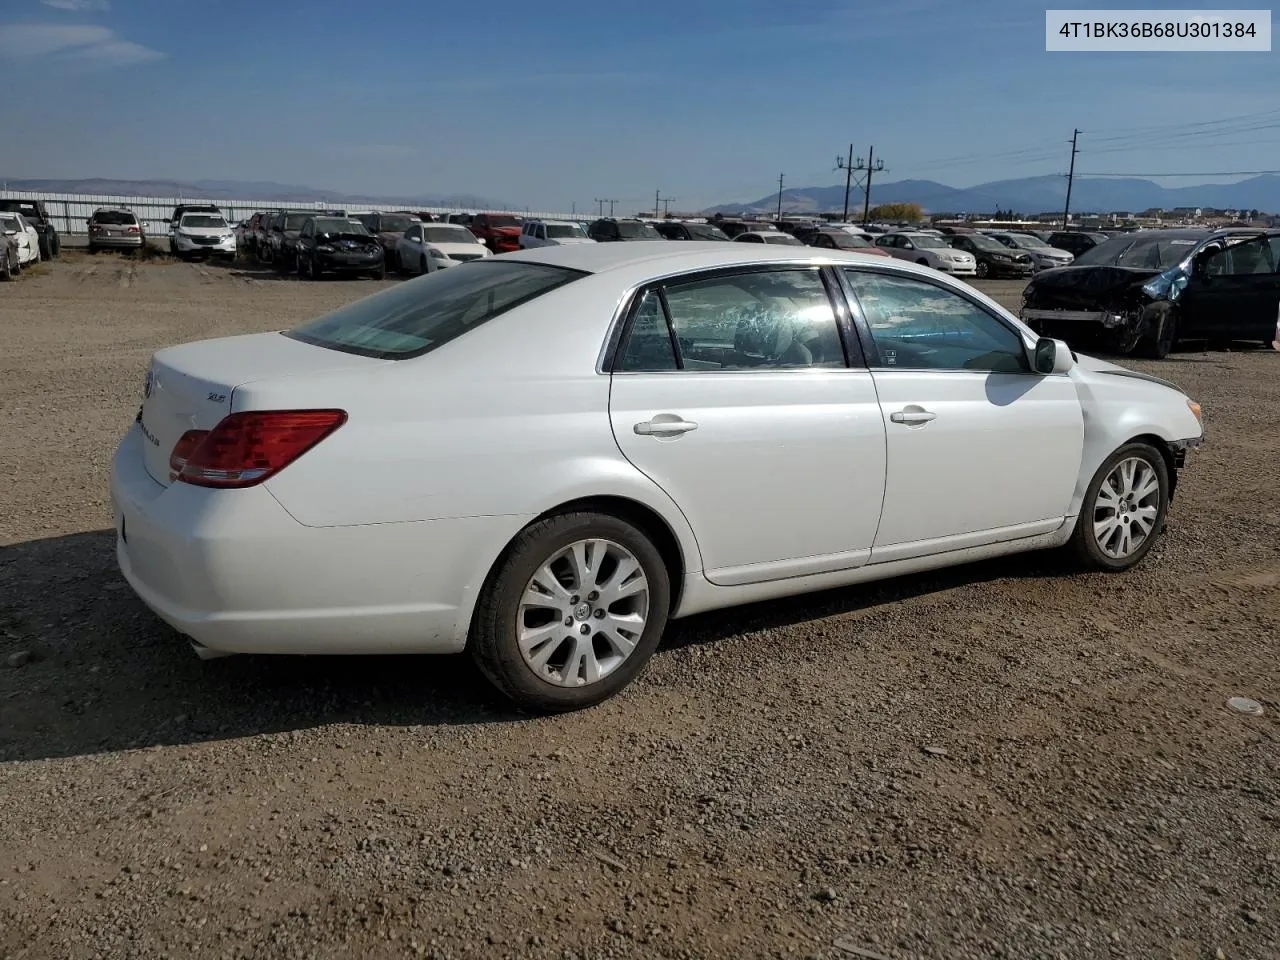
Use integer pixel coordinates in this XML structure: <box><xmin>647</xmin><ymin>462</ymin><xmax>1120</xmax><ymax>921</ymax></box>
<box><xmin>1</xmin><ymin>255</ymin><xmax>1277</xmax><ymax>960</ymax></box>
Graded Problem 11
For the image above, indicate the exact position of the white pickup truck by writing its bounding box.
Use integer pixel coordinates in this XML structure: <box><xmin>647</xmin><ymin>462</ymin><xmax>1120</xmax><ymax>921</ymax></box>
<box><xmin>519</xmin><ymin>219</ymin><xmax>595</xmax><ymax>248</ymax></box>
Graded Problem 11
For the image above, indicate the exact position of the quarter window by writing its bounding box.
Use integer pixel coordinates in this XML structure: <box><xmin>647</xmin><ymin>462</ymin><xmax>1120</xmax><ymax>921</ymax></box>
<box><xmin>617</xmin><ymin>269</ymin><xmax>845</xmax><ymax>371</ymax></box>
<box><xmin>843</xmin><ymin>271</ymin><xmax>1028</xmax><ymax>373</ymax></box>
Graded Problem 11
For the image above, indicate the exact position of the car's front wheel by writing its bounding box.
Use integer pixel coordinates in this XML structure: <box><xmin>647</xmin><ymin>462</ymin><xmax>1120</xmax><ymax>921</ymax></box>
<box><xmin>470</xmin><ymin>512</ymin><xmax>671</xmax><ymax>712</ymax></box>
<box><xmin>975</xmin><ymin>260</ymin><xmax>990</xmax><ymax>278</ymax></box>
<box><xmin>1070</xmin><ymin>442</ymin><xmax>1169</xmax><ymax>572</ymax></box>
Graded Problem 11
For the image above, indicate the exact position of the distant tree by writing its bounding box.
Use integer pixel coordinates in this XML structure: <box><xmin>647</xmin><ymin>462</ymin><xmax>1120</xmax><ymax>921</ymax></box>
<box><xmin>867</xmin><ymin>202</ymin><xmax>924</xmax><ymax>223</ymax></box>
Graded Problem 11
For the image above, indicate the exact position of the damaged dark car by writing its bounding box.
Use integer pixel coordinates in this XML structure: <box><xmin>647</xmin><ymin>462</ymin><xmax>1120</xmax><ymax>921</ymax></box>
<box><xmin>1021</xmin><ymin>228</ymin><xmax>1280</xmax><ymax>358</ymax></box>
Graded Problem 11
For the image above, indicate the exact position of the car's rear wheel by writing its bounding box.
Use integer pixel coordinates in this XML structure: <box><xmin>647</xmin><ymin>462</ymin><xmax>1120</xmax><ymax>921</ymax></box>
<box><xmin>1069</xmin><ymin>442</ymin><xmax>1169</xmax><ymax>572</ymax></box>
<box><xmin>1</xmin><ymin>249</ymin><xmax>11</xmax><ymax>281</ymax></box>
<box><xmin>308</xmin><ymin>256</ymin><xmax>322</xmax><ymax>280</ymax></box>
<box><xmin>975</xmin><ymin>260</ymin><xmax>990</xmax><ymax>278</ymax></box>
<box><xmin>470</xmin><ymin>512</ymin><xmax>671</xmax><ymax>712</ymax></box>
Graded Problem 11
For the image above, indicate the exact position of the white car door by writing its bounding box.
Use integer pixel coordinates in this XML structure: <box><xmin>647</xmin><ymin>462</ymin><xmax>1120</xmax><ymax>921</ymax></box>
<box><xmin>838</xmin><ymin>267</ymin><xmax>1085</xmax><ymax>562</ymax></box>
<box><xmin>608</xmin><ymin>266</ymin><xmax>888</xmax><ymax>586</ymax></box>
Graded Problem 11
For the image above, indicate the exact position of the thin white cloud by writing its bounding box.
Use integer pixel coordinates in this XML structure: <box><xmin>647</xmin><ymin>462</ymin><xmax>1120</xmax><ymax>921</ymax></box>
<box><xmin>0</xmin><ymin>23</ymin><xmax>162</xmax><ymax>66</ymax></box>
<box><xmin>42</xmin><ymin>0</ymin><xmax>112</xmax><ymax>11</ymax></box>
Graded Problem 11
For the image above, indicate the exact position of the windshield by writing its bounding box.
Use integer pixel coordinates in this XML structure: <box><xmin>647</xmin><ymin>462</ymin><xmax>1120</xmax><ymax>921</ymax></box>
<box><xmin>546</xmin><ymin>223</ymin><xmax>586</xmax><ymax>239</ymax></box>
<box><xmin>997</xmin><ymin>233</ymin><xmax>1044</xmax><ymax>249</ymax></box>
<box><xmin>285</xmin><ymin>261</ymin><xmax>583</xmax><ymax>360</ymax></box>
<box><xmin>763</xmin><ymin>233</ymin><xmax>803</xmax><ymax>245</ymax></box>
<box><xmin>423</xmin><ymin>226</ymin><xmax>477</xmax><ymax>244</ymax></box>
<box><xmin>180</xmin><ymin>215</ymin><xmax>227</xmax><ymax>229</ymax></box>
<box><xmin>617</xmin><ymin>221</ymin><xmax>661</xmax><ymax>239</ymax></box>
<box><xmin>1</xmin><ymin>217</ymin><xmax>19</xmax><ymax>232</ymax></box>
<box><xmin>911</xmin><ymin>235</ymin><xmax>948</xmax><ymax>249</ymax></box>
<box><xmin>380</xmin><ymin>215</ymin><xmax>416</xmax><ymax>233</ymax></box>
<box><xmin>314</xmin><ymin>218</ymin><xmax>368</xmax><ymax>235</ymax></box>
<box><xmin>686</xmin><ymin>224</ymin><xmax>729</xmax><ymax>241</ymax></box>
<box><xmin>92</xmin><ymin>211</ymin><xmax>136</xmax><ymax>225</ymax></box>
<box><xmin>965</xmin><ymin>235</ymin><xmax>1007</xmax><ymax>252</ymax></box>
<box><xmin>1074</xmin><ymin>234</ymin><xmax>1206</xmax><ymax>269</ymax></box>
<box><xmin>832</xmin><ymin>234</ymin><xmax>872</xmax><ymax>248</ymax></box>
<box><xmin>0</xmin><ymin>203</ymin><xmax>38</xmax><ymax>219</ymax></box>
<box><xmin>484</xmin><ymin>215</ymin><xmax>520</xmax><ymax>228</ymax></box>
<box><xmin>283</xmin><ymin>214</ymin><xmax>310</xmax><ymax>230</ymax></box>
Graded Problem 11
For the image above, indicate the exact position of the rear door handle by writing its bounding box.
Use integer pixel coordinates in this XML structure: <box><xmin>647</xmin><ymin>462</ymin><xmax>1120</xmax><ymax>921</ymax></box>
<box><xmin>889</xmin><ymin>408</ymin><xmax>937</xmax><ymax>425</ymax></box>
<box><xmin>634</xmin><ymin>416</ymin><xmax>698</xmax><ymax>437</ymax></box>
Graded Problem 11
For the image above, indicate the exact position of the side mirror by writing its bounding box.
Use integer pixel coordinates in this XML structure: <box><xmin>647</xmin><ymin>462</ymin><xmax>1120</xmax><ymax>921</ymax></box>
<box><xmin>1032</xmin><ymin>337</ymin><xmax>1075</xmax><ymax>374</ymax></box>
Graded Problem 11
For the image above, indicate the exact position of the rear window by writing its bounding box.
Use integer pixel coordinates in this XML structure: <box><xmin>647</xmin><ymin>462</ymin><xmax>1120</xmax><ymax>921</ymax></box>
<box><xmin>92</xmin><ymin>210</ymin><xmax>137</xmax><ymax>225</ymax></box>
<box><xmin>284</xmin><ymin>261</ymin><xmax>584</xmax><ymax>360</ymax></box>
<box><xmin>284</xmin><ymin>214</ymin><xmax>310</xmax><ymax>230</ymax></box>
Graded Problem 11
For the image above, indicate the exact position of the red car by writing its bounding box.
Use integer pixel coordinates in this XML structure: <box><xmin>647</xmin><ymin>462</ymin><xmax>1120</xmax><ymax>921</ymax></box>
<box><xmin>469</xmin><ymin>213</ymin><xmax>523</xmax><ymax>253</ymax></box>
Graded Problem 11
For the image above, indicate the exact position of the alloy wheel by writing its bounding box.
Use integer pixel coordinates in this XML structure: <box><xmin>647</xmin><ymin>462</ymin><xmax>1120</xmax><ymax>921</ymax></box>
<box><xmin>516</xmin><ymin>538</ymin><xmax>650</xmax><ymax>687</ymax></box>
<box><xmin>1092</xmin><ymin>456</ymin><xmax>1160</xmax><ymax>559</ymax></box>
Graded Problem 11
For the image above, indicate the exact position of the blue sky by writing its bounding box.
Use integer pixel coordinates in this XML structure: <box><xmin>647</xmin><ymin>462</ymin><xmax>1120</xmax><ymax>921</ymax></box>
<box><xmin>0</xmin><ymin>0</ymin><xmax>1276</xmax><ymax>211</ymax></box>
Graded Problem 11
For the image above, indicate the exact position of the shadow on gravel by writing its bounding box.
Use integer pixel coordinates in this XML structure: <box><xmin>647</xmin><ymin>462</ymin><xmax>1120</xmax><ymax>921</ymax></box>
<box><xmin>0</xmin><ymin>528</ymin><xmax>1075</xmax><ymax>762</ymax></box>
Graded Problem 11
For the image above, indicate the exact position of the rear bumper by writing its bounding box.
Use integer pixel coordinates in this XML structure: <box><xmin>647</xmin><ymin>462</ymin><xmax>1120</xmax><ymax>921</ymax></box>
<box><xmin>109</xmin><ymin>425</ymin><xmax>523</xmax><ymax>657</ymax></box>
<box><xmin>90</xmin><ymin>234</ymin><xmax>144</xmax><ymax>248</ymax></box>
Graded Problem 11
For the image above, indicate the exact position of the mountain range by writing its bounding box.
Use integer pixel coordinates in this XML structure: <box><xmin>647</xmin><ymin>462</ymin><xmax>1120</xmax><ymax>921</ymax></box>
<box><xmin>703</xmin><ymin>174</ymin><xmax>1280</xmax><ymax>216</ymax></box>
<box><xmin>0</xmin><ymin>177</ymin><xmax>511</xmax><ymax>211</ymax></box>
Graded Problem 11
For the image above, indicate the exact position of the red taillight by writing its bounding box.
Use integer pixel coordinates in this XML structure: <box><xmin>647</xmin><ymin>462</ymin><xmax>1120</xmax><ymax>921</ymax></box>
<box><xmin>169</xmin><ymin>429</ymin><xmax>209</xmax><ymax>482</ymax></box>
<box><xmin>174</xmin><ymin>410</ymin><xmax>347</xmax><ymax>488</ymax></box>
<box><xmin>127</xmin><ymin>226</ymin><xmax>140</xmax><ymax>234</ymax></box>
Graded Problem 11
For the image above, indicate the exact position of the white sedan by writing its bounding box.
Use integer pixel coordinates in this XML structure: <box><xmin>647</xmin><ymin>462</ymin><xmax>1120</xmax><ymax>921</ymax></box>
<box><xmin>2</xmin><ymin>213</ymin><xmax>41</xmax><ymax>266</ymax></box>
<box><xmin>396</xmin><ymin>222</ymin><xmax>491</xmax><ymax>274</ymax></box>
<box><xmin>112</xmin><ymin>243</ymin><xmax>1204</xmax><ymax>711</ymax></box>
<box><xmin>876</xmin><ymin>231</ymin><xmax>976</xmax><ymax>275</ymax></box>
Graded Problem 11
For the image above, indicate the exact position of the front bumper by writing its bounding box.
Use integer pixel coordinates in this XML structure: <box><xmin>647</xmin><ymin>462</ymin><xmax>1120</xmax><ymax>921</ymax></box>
<box><xmin>986</xmin><ymin>261</ymin><xmax>1033</xmax><ymax>278</ymax></box>
<box><xmin>108</xmin><ymin>425</ymin><xmax>517</xmax><ymax>657</ymax></box>
<box><xmin>174</xmin><ymin>235</ymin><xmax>236</xmax><ymax>255</ymax></box>
<box><xmin>941</xmin><ymin>262</ymin><xmax>977</xmax><ymax>275</ymax></box>
<box><xmin>316</xmin><ymin>250</ymin><xmax>383</xmax><ymax>272</ymax></box>
<box><xmin>1022</xmin><ymin>307</ymin><xmax>1128</xmax><ymax>329</ymax></box>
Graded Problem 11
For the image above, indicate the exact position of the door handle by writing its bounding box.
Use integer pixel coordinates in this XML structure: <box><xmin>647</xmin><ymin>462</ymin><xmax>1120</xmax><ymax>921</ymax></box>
<box><xmin>889</xmin><ymin>408</ymin><xmax>937</xmax><ymax>425</ymax></box>
<box><xmin>634</xmin><ymin>417</ymin><xmax>698</xmax><ymax>437</ymax></box>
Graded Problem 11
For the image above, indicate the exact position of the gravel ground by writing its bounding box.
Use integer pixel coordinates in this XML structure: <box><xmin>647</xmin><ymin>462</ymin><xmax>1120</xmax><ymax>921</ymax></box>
<box><xmin>1</xmin><ymin>256</ymin><xmax>1277</xmax><ymax>960</ymax></box>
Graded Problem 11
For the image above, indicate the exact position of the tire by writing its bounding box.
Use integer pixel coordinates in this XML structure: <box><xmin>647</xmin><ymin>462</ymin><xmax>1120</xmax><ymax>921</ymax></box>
<box><xmin>470</xmin><ymin>511</ymin><xmax>671</xmax><ymax>712</ymax></box>
<box><xmin>371</xmin><ymin>262</ymin><xmax>386</xmax><ymax>281</ymax></box>
<box><xmin>38</xmin><ymin>234</ymin><xmax>51</xmax><ymax>260</ymax></box>
<box><xmin>0</xmin><ymin>250</ymin><xmax>11</xmax><ymax>281</ymax></box>
<box><xmin>307</xmin><ymin>255</ymin><xmax>322</xmax><ymax>280</ymax></box>
<box><xmin>87</xmin><ymin>243</ymin><xmax>98</xmax><ymax>255</ymax></box>
<box><xmin>48</xmin><ymin>233</ymin><xmax>60</xmax><ymax>258</ymax></box>
<box><xmin>1133</xmin><ymin>307</ymin><xmax>1176</xmax><ymax>360</ymax></box>
<box><xmin>975</xmin><ymin>260</ymin><xmax>990</xmax><ymax>279</ymax></box>
<box><xmin>916</xmin><ymin>258</ymin><xmax>929</xmax><ymax>265</ymax></box>
<box><xmin>1069</xmin><ymin>442</ymin><xmax>1169</xmax><ymax>572</ymax></box>
<box><xmin>420</xmin><ymin>255</ymin><xmax>428</xmax><ymax>275</ymax></box>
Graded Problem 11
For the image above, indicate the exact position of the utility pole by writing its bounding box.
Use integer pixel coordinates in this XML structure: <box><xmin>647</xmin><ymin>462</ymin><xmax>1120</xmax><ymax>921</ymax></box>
<box><xmin>776</xmin><ymin>173</ymin><xmax>785</xmax><ymax>221</ymax></box>
<box><xmin>654</xmin><ymin>189</ymin><xmax>674</xmax><ymax>218</ymax></box>
<box><xmin>861</xmin><ymin>146</ymin><xmax>885</xmax><ymax>225</ymax></box>
<box><xmin>594</xmin><ymin>198</ymin><xmax>605</xmax><ymax>216</ymax></box>
<box><xmin>661</xmin><ymin>196</ymin><xmax>675</xmax><ymax>217</ymax></box>
<box><xmin>607</xmin><ymin>199</ymin><xmax>618</xmax><ymax>216</ymax></box>
<box><xmin>1062</xmin><ymin>128</ymin><xmax>1080</xmax><ymax>231</ymax></box>
<box><xmin>835</xmin><ymin>144</ymin><xmax>855</xmax><ymax>221</ymax></box>
<box><xmin>594</xmin><ymin>197</ymin><xmax>618</xmax><ymax>217</ymax></box>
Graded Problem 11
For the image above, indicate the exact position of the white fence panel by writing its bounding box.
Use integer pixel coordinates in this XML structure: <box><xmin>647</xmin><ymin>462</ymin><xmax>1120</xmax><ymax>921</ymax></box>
<box><xmin>0</xmin><ymin>190</ymin><xmax>582</xmax><ymax>236</ymax></box>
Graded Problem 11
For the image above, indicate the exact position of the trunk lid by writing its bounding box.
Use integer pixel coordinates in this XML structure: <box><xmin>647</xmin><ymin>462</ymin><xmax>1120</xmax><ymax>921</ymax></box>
<box><xmin>137</xmin><ymin>332</ymin><xmax>385</xmax><ymax>486</ymax></box>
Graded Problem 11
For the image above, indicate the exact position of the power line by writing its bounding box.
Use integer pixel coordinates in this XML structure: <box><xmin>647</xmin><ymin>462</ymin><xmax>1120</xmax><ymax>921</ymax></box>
<box><xmin>1075</xmin><ymin>169</ymin><xmax>1280</xmax><ymax>177</ymax></box>
<box><xmin>836</xmin><ymin>146</ymin><xmax>884</xmax><ymax>222</ymax></box>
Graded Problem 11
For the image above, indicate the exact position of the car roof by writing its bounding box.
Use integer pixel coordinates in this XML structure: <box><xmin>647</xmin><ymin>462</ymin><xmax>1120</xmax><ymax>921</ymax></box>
<box><xmin>500</xmin><ymin>241</ymin><xmax>914</xmax><ymax>276</ymax></box>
